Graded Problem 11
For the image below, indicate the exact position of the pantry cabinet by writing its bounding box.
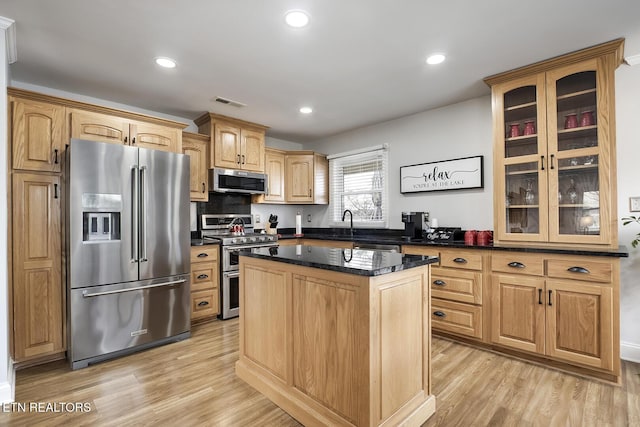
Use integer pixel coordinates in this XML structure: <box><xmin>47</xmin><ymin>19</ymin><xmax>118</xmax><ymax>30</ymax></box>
<box><xmin>195</xmin><ymin>113</ymin><xmax>267</xmax><ymax>172</ymax></box>
<box><xmin>70</xmin><ymin>109</ymin><xmax>182</xmax><ymax>152</ymax></box>
<box><xmin>11</xmin><ymin>172</ymin><xmax>64</xmax><ymax>362</ymax></box>
<box><xmin>485</xmin><ymin>39</ymin><xmax>624</xmax><ymax>248</ymax></box>
<box><xmin>182</xmin><ymin>132</ymin><xmax>209</xmax><ymax>202</ymax></box>
<box><xmin>10</xmin><ymin>97</ymin><xmax>65</xmax><ymax>173</ymax></box>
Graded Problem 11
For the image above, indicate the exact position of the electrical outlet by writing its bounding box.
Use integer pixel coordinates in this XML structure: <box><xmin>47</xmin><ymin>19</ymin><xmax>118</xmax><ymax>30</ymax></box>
<box><xmin>255</xmin><ymin>214</ymin><xmax>261</xmax><ymax>223</ymax></box>
<box><xmin>307</xmin><ymin>214</ymin><xmax>312</xmax><ymax>222</ymax></box>
<box><xmin>423</xmin><ymin>212</ymin><xmax>430</xmax><ymax>223</ymax></box>
<box><xmin>631</xmin><ymin>197</ymin><xmax>640</xmax><ymax>212</ymax></box>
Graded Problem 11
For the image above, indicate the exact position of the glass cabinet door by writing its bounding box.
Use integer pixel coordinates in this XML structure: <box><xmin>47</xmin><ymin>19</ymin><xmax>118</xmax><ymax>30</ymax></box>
<box><xmin>546</xmin><ymin>60</ymin><xmax>608</xmax><ymax>244</ymax></box>
<box><xmin>496</xmin><ymin>75</ymin><xmax>548</xmax><ymax>242</ymax></box>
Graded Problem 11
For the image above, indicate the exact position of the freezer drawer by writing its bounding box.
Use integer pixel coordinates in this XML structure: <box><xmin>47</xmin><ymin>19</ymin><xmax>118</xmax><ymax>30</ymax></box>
<box><xmin>69</xmin><ymin>275</ymin><xmax>190</xmax><ymax>369</ymax></box>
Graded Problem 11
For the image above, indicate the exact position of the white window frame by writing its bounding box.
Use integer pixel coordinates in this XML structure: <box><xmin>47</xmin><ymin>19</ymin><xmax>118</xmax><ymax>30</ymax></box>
<box><xmin>328</xmin><ymin>144</ymin><xmax>389</xmax><ymax>228</ymax></box>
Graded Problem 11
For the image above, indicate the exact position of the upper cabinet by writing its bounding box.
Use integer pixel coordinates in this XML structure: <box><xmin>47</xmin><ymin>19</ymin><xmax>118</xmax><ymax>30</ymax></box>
<box><xmin>485</xmin><ymin>39</ymin><xmax>624</xmax><ymax>248</ymax></box>
<box><xmin>285</xmin><ymin>152</ymin><xmax>328</xmax><ymax>204</ymax></box>
<box><xmin>11</xmin><ymin>97</ymin><xmax>65</xmax><ymax>173</ymax></box>
<box><xmin>182</xmin><ymin>132</ymin><xmax>209</xmax><ymax>202</ymax></box>
<box><xmin>70</xmin><ymin>109</ymin><xmax>181</xmax><ymax>152</ymax></box>
<box><xmin>195</xmin><ymin>113</ymin><xmax>267</xmax><ymax>172</ymax></box>
<box><xmin>259</xmin><ymin>147</ymin><xmax>286</xmax><ymax>203</ymax></box>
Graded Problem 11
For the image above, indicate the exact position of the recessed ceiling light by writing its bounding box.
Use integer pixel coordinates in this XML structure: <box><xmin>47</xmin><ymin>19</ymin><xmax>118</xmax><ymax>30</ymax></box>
<box><xmin>285</xmin><ymin>10</ymin><xmax>310</xmax><ymax>28</ymax></box>
<box><xmin>299</xmin><ymin>107</ymin><xmax>313</xmax><ymax>114</ymax></box>
<box><xmin>426</xmin><ymin>54</ymin><xmax>446</xmax><ymax>65</ymax></box>
<box><xmin>155</xmin><ymin>57</ymin><xmax>177</xmax><ymax>68</ymax></box>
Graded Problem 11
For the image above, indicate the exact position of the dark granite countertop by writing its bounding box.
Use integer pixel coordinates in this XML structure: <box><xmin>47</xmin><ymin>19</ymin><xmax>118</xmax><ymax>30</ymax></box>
<box><xmin>277</xmin><ymin>230</ymin><xmax>628</xmax><ymax>258</ymax></box>
<box><xmin>191</xmin><ymin>238</ymin><xmax>220</xmax><ymax>246</ymax></box>
<box><xmin>240</xmin><ymin>245</ymin><xmax>439</xmax><ymax>276</ymax></box>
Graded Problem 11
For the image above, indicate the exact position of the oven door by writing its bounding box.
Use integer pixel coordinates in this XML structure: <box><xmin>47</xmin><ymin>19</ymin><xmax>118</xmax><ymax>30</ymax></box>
<box><xmin>221</xmin><ymin>271</ymin><xmax>239</xmax><ymax>319</ymax></box>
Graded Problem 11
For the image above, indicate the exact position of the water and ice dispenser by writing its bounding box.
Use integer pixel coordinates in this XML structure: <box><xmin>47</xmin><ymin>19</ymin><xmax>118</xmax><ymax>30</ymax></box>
<box><xmin>81</xmin><ymin>193</ymin><xmax>122</xmax><ymax>242</ymax></box>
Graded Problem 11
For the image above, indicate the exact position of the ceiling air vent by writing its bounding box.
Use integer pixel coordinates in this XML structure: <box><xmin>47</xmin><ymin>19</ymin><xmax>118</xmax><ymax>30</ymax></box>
<box><xmin>214</xmin><ymin>96</ymin><xmax>247</xmax><ymax>108</ymax></box>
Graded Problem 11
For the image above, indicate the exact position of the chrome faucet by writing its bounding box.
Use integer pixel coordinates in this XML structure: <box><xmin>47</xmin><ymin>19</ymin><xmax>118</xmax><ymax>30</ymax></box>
<box><xmin>342</xmin><ymin>209</ymin><xmax>353</xmax><ymax>239</ymax></box>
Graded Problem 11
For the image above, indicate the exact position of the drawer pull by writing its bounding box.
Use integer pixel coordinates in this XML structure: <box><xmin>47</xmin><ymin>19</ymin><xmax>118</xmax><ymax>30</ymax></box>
<box><xmin>453</xmin><ymin>257</ymin><xmax>467</xmax><ymax>264</ymax></box>
<box><xmin>433</xmin><ymin>311</ymin><xmax>447</xmax><ymax>318</ymax></box>
<box><xmin>508</xmin><ymin>261</ymin><xmax>525</xmax><ymax>269</ymax></box>
<box><xmin>197</xmin><ymin>274</ymin><xmax>209</xmax><ymax>280</ymax></box>
<box><xmin>433</xmin><ymin>280</ymin><xmax>446</xmax><ymax>286</ymax></box>
<box><xmin>197</xmin><ymin>301</ymin><xmax>209</xmax><ymax>307</ymax></box>
<box><xmin>567</xmin><ymin>266</ymin><xmax>590</xmax><ymax>274</ymax></box>
<box><xmin>197</xmin><ymin>253</ymin><xmax>208</xmax><ymax>258</ymax></box>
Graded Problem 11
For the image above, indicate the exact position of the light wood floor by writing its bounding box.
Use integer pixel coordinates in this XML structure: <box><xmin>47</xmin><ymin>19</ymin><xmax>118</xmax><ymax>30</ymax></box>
<box><xmin>3</xmin><ymin>319</ymin><xmax>639</xmax><ymax>426</ymax></box>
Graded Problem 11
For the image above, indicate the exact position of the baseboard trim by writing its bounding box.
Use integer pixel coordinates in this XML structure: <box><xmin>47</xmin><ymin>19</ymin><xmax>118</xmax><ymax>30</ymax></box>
<box><xmin>621</xmin><ymin>341</ymin><xmax>640</xmax><ymax>363</ymax></box>
<box><xmin>0</xmin><ymin>359</ymin><xmax>15</xmax><ymax>403</ymax></box>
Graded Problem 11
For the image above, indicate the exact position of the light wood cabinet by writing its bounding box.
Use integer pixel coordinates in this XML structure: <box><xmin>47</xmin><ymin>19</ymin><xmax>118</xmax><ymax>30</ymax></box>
<box><xmin>485</xmin><ymin>39</ymin><xmax>624</xmax><ymax>248</ymax></box>
<box><xmin>182</xmin><ymin>132</ymin><xmax>209</xmax><ymax>202</ymax></box>
<box><xmin>190</xmin><ymin>246</ymin><xmax>219</xmax><ymax>322</ymax></box>
<box><xmin>10</xmin><ymin>98</ymin><xmax>64</xmax><ymax>173</ymax></box>
<box><xmin>404</xmin><ymin>246</ymin><xmax>487</xmax><ymax>341</ymax></box>
<box><xmin>70</xmin><ymin>109</ymin><xmax>182</xmax><ymax>152</ymax></box>
<box><xmin>258</xmin><ymin>148</ymin><xmax>286</xmax><ymax>203</ymax></box>
<box><xmin>195</xmin><ymin>113</ymin><xmax>267</xmax><ymax>172</ymax></box>
<box><xmin>490</xmin><ymin>251</ymin><xmax>619</xmax><ymax>377</ymax></box>
<box><xmin>285</xmin><ymin>152</ymin><xmax>328</xmax><ymax>204</ymax></box>
<box><xmin>11</xmin><ymin>172</ymin><xmax>64</xmax><ymax>362</ymax></box>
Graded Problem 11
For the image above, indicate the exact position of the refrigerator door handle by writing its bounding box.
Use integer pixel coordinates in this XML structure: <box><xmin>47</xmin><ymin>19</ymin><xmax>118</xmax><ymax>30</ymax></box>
<box><xmin>82</xmin><ymin>279</ymin><xmax>187</xmax><ymax>298</ymax></box>
<box><xmin>131</xmin><ymin>165</ymin><xmax>139</xmax><ymax>263</ymax></box>
<box><xmin>139</xmin><ymin>165</ymin><xmax>148</xmax><ymax>262</ymax></box>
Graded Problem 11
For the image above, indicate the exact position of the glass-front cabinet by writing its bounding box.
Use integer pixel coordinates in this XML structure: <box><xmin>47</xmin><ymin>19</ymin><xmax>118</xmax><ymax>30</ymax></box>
<box><xmin>486</xmin><ymin>40</ymin><xmax>623</xmax><ymax>247</ymax></box>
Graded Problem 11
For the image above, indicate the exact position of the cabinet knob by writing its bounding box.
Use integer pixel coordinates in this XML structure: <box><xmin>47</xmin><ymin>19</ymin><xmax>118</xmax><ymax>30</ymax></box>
<box><xmin>197</xmin><ymin>301</ymin><xmax>209</xmax><ymax>307</ymax></box>
<box><xmin>433</xmin><ymin>280</ymin><xmax>446</xmax><ymax>286</ymax></box>
<box><xmin>197</xmin><ymin>274</ymin><xmax>209</xmax><ymax>280</ymax></box>
<box><xmin>433</xmin><ymin>311</ymin><xmax>447</xmax><ymax>318</ymax></box>
<box><xmin>567</xmin><ymin>266</ymin><xmax>589</xmax><ymax>274</ymax></box>
<box><xmin>453</xmin><ymin>257</ymin><xmax>467</xmax><ymax>264</ymax></box>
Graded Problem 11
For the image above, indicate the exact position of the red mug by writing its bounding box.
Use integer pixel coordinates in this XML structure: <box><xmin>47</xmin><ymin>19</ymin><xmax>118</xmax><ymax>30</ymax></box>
<box><xmin>509</xmin><ymin>123</ymin><xmax>520</xmax><ymax>138</ymax></box>
<box><xmin>477</xmin><ymin>230</ymin><xmax>493</xmax><ymax>246</ymax></box>
<box><xmin>464</xmin><ymin>230</ymin><xmax>477</xmax><ymax>245</ymax></box>
<box><xmin>564</xmin><ymin>113</ymin><xmax>578</xmax><ymax>129</ymax></box>
<box><xmin>523</xmin><ymin>121</ymin><xmax>536</xmax><ymax>135</ymax></box>
<box><xmin>580</xmin><ymin>110</ymin><xmax>594</xmax><ymax>127</ymax></box>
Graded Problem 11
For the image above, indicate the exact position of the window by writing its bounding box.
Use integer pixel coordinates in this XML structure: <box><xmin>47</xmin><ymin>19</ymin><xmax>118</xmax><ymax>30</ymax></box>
<box><xmin>329</xmin><ymin>145</ymin><xmax>389</xmax><ymax>227</ymax></box>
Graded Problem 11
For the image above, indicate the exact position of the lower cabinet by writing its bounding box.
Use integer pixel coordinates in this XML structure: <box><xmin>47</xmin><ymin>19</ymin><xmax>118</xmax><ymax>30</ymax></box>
<box><xmin>190</xmin><ymin>246</ymin><xmax>219</xmax><ymax>323</ymax></box>
<box><xmin>11</xmin><ymin>172</ymin><xmax>64</xmax><ymax>362</ymax></box>
<box><xmin>491</xmin><ymin>252</ymin><xmax>619</xmax><ymax>377</ymax></box>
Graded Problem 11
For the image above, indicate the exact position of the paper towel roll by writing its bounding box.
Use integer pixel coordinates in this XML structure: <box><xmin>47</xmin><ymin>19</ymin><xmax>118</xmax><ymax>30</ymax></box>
<box><xmin>431</xmin><ymin>218</ymin><xmax>439</xmax><ymax>228</ymax></box>
<box><xmin>295</xmin><ymin>213</ymin><xmax>302</xmax><ymax>235</ymax></box>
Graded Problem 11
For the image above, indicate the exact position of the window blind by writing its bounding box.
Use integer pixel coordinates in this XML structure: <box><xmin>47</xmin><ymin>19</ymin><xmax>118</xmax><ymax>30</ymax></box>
<box><xmin>329</xmin><ymin>147</ymin><xmax>389</xmax><ymax>227</ymax></box>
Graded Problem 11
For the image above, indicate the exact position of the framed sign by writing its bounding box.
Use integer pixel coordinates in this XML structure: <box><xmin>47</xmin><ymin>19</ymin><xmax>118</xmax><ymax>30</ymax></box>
<box><xmin>400</xmin><ymin>155</ymin><xmax>483</xmax><ymax>193</ymax></box>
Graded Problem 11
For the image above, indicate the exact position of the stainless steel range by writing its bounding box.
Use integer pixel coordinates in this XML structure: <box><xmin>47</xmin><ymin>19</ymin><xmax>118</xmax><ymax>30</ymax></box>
<box><xmin>200</xmin><ymin>214</ymin><xmax>278</xmax><ymax>319</ymax></box>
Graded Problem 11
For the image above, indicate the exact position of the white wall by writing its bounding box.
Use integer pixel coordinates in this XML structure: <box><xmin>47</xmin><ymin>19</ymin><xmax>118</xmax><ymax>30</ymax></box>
<box><xmin>615</xmin><ymin>62</ymin><xmax>640</xmax><ymax>362</ymax></box>
<box><xmin>305</xmin><ymin>97</ymin><xmax>494</xmax><ymax>230</ymax></box>
<box><xmin>0</xmin><ymin>17</ymin><xmax>14</xmax><ymax>403</ymax></box>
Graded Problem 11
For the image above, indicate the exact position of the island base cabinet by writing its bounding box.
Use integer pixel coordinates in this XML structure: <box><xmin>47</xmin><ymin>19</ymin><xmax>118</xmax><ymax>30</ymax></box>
<box><xmin>236</xmin><ymin>257</ymin><xmax>435</xmax><ymax>427</ymax></box>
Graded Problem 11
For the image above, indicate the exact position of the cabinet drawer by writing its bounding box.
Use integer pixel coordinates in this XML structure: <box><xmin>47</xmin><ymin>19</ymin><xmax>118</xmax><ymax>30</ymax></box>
<box><xmin>547</xmin><ymin>258</ymin><xmax>613</xmax><ymax>283</ymax></box>
<box><xmin>191</xmin><ymin>266</ymin><xmax>217</xmax><ymax>292</ymax></box>
<box><xmin>491</xmin><ymin>252</ymin><xmax>544</xmax><ymax>276</ymax></box>
<box><xmin>431</xmin><ymin>267</ymin><xmax>482</xmax><ymax>304</ymax></box>
<box><xmin>190</xmin><ymin>246</ymin><xmax>218</xmax><ymax>263</ymax></box>
<box><xmin>439</xmin><ymin>250</ymin><xmax>482</xmax><ymax>270</ymax></box>
<box><xmin>191</xmin><ymin>289</ymin><xmax>218</xmax><ymax>320</ymax></box>
<box><xmin>402</xmin><ymin>245</ymin><xmax>440</xmax><ymax>264</ymax></box>
<box><xmin>431</xmin><ymin>299</ymin><xmax>482</xmax><ymax>339</ymax></box>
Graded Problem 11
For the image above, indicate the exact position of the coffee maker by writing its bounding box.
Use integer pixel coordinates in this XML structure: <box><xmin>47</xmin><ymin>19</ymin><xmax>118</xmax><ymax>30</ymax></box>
<box><xmin>402</xmin><ymin>212</ymin><xmax>425</xmax><ymax>241</ymax></box>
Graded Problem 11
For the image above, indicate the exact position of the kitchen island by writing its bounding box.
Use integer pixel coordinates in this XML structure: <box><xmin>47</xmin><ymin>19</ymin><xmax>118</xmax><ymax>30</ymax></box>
<box><xmin>235</xmin><ymin>245</ymin><xmax>438</xmax><ymax>427</ymax></box>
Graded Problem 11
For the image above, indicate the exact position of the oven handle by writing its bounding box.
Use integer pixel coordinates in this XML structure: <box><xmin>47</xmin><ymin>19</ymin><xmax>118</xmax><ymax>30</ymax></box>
<box><xmin>223</xmin><ymin>271</ymin><xmax>240</xmax><ymax>279</ymax></box>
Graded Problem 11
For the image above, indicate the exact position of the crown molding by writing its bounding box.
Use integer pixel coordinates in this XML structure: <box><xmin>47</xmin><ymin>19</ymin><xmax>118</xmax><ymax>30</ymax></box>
<box><xmin>0</xmin><ymin>16</ymin><xmax>17</xmax><ymax>64</ymax></box>
<box><xmin>625</xmin><ymin>53</ymin><xmax>640</xmax><ymax>66</ymax></box>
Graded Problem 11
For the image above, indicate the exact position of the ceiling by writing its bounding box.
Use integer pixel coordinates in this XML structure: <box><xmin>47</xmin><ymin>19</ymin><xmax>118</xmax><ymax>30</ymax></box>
<box><xmin>2</xmin><ymin>1</ymin><xmax>640</xmax><ymax>143</ymax></box>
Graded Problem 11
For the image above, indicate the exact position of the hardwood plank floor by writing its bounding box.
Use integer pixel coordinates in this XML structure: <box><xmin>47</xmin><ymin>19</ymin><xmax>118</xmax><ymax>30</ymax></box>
<box><xmin>2</xmin><ymin>319</ymin><xmax>639</xmax><ymax>426</ymax></box>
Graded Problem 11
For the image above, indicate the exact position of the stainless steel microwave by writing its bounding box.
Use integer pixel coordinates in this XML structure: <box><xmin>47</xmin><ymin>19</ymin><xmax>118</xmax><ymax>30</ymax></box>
<box><xmin>209</xmin><ymin>168</ymin><xmax>268</xmax><ymax>194</ymax></box>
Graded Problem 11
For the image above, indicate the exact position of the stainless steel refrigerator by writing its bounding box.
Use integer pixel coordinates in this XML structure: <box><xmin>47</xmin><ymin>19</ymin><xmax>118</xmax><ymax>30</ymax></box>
<box><xmin>66</xmin><ymin>138</ymin><xmax>191</xmax><ymax>369</ymax></box>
